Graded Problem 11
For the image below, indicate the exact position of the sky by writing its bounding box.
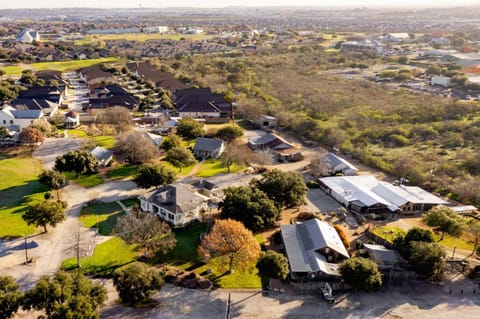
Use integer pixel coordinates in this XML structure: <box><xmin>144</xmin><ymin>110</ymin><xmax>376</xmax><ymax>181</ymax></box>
<box><xmin>0</xmin><ymin>0</ymin><xmax>479</xmax><ymax>9</ymax></box>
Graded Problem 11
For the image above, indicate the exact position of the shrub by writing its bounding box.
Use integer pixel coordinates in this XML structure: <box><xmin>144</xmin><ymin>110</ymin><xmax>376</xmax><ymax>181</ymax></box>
<box><xmin>334</xmin><ymin>225</ymin><xmax>349</xmax><ymax>249</ymax></box>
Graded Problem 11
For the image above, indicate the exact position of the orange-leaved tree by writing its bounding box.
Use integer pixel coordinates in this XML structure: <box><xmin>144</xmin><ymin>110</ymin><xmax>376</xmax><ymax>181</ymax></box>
<box><xmin>198</xmin><ymin>219</ymin><xmax>261</xmax><ymax>274</ymax></box>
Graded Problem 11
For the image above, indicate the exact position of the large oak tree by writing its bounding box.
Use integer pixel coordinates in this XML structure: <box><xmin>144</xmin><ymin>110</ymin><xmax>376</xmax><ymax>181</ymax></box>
<box><xmin>198</xmin><ymin>219</ymin><xmax>261</xmax><ymax>273</ymax></box>
<box><xmin>54</xmin><ymin>150</ymin><xmax>98</xmax><ymax>178</ymax></box>
<box><xmin>22</xmin><ymin>200</ymin><xmax>65</xmax><ymax>233</ymax></box>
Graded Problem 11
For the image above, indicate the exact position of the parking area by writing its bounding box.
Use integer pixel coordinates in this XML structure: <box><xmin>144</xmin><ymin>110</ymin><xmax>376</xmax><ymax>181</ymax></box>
<box><xmin>305</xmin><ymin>188</ymin><xmax>343</xmax><ymax>214</ymax></box>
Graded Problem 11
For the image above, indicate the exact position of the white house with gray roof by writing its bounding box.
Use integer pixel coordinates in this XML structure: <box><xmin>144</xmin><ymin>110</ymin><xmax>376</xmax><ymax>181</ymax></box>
<box><xmin>0</xmin><ymin>105</ymin><xmax>44</xmax><ymax>133</ymax></box>
<box><xmin>139</xmin><ymin>183</ymin><xmax>209</xmax><ymax>227</ymax></box>
<box><xmin>90</xmin><ymin>146</ymin><xmax>113</xmax><ymax>167</ymax></box>
<box><xmin>16</xmin><ymin>28</ymin><xmax>40</xmax><ymax>43</ymax></box>
<box><xmin>193</xmin><ymin>137</ymin><xmax>225</xmax><ymax>159</ymax></box>
<box><xmin>281</xmin><ymin>219</ymin><xmax>349</xmax><ymax>281</ymax></box>
<box><xmin>325</xmin><ymin>153</ymin><xmax>358</xmax><ymax>176</ymax></box>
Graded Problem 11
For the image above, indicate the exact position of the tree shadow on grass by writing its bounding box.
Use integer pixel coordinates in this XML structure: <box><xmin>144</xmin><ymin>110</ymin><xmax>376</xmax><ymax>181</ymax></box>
<box><xmin>0</xmin><ymin>180</ymin><xmax>46</xmax><ymax>211</ymax></box>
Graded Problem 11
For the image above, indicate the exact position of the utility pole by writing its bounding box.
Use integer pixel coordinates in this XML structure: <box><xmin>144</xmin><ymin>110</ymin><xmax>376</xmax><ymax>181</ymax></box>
<box><xmin>24</xmin><ymin>236</ymin><xmax>29</xmax><ymax>264</ymax></box>
<box><xmin>76</xmin><ymin>223</ymin><xmax>81</xmax><ymax>268</ymax></box>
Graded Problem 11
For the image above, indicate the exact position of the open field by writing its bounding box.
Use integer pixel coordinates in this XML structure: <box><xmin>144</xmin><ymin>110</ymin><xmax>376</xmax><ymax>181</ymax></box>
<box><xmin>64</xmin><ymin>171</ymin><xmax>104</xmax><ymax>188</ymax></box>
<box><xmin>93</xmin><ymin>135</ymin><xmax>117</xmax><ymax>149</ymax></box>
<box><xmin>1</xmin><ymin>57</ymin><xmax>120</xmax><ymax>76</ymax></box>
<box><xmin>75</xmin><ymin>33</ymin><xmax>214</xmax><ymax>45</ymax></box>
<box><xmin>79</xmin><ymin>202</ymin><xmax>124</xmax><ymax>235</ymax></box>
<box><xmin>61</xmin><ymin>237</ymin><xmax>137</xmax><ymax>275</ymax></box>
<box><xmin>0</xmin><ymin>156</ymin><xmax>46</xmax><ymax>238</ymax></box>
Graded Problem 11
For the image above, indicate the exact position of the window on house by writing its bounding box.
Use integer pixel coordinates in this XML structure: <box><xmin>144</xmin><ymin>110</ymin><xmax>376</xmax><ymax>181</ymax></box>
<box><xmin>2</xmin><ymin>120</ymin><xmax>5</xmax><ymax>124</ymax></box>
<box><xmin>168</xmin><ymin>213</ymin><xmax>175</xmax><ymax>220</ymax></box>
<box><xmin>9</xmin><ymin>120</ymin><xmax>13</xmax><ymax>124</ymax></box>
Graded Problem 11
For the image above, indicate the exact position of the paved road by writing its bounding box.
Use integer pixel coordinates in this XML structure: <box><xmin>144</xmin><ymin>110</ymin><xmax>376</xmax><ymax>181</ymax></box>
<box><xmin>32</xmin><ymin>137</ymin><xmax>82</xmax><ymax>170</ymax></box>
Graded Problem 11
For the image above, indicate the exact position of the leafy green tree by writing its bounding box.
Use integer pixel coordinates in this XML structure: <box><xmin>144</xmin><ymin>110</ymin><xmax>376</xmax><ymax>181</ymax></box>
<box><xmin>115</xmin><ymin>208</ymin><xmax>176</xmax><ymax>259</ymax></box>
<box><xmin>220</xmin><ymin>186</ymin><xmax>280</xmax><ymax>231</ymax></box>
<box><xmin>54</xmin><ymin>150</ymin><xmax>98</xmax><ymax>178</ymax></box>
<box><xmin>165</xmin><ymin>146</ymin><xmax>196</xmax><ymax>172</ymax></box>
<box><xmin>133</xmin><ymin>164</ymin><xmax>176</xmax><ymax>189</ymax></box>
<box><xmin>256</xmin><ymin>251</ymin><xmax>289</xmax><ymax>280</ymax></box>
<box><xmin>394</xmin><ymin>227</ymin><xmax>434</xmax><ymax>260</ymax></box>
<box><xmin>23</xmin><ymin>271</ymin><xmax>107</xmax><ymax>318</ymax></box>
<box><xmin>198</xmin><ymin>219</ymin><xmax>261</xmax><ymax>273</ymax></box>
<box><xmin>216</xmin><ymin>125</ymin><xmax>243</xmax><ymax>143</ymax></box>
<box><xmin>160</xmin><ymin>134</ymin><xmax>182</xmax><ymax>151</ymax></box>
<box><xmin>409</xmin><ymin>241</ymin><xmax>446</xmax><ymax>278</ymax></box>
<box><xmin>0</xmin><ymin>276</ymin><xmax>23</xmax><ymax>319</ymax></box>
<box><xmin>338</xmin><ymin>257</ymin><xmax>382</xmax><ymax>291</ymax></box>
<box><xmin>252</xmin><ymin>169</ymin><xmax>308</xmax><ymax>208</ymax></box>
<box><xmin>113</xmin><ymin>262</ymin><xmax>164</xmax><ymax>306</ymax></box>
<box><xmin>39</xmin><ymin>170</ymin><xmax>66</xmax><ymax>193</ymax></box>
<box><xmin>23</xmin><ymin>200</ymin><xmax>65</xmax><ymax>233</ymax></box>
<box><xmin>424</xmin><ymin>206</ymin><xmax>464</xmax><ymax>240</ymax></box>
<box><xmin>176</xmin><ymin>117</ymin><xmax>204</xmax><ymax>139</ymax></box>
<box><xmin>0</xmin><ymin>126</ymin><xmax>9</xmax><ymax>139</ymax></box>
<box><xmin>19</xmin><ymin>69</ymin><xmax>36</xmax><ymax>85</ymax></box>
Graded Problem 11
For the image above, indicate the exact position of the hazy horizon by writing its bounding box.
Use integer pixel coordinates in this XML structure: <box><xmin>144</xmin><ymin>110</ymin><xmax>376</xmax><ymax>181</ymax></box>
<box><xmin>0</xmin><ymin>0</ymin><xmax>479</xmax><ymax>9</ymax></box>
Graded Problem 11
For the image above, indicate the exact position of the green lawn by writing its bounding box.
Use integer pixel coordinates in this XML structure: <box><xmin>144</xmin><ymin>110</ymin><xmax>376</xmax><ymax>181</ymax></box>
<box><xmin>0</xmin><ymin>157</ymin><xmax>46</xmax><ymax>238</ymax></box>
<box><xmin>433</xmin><ymin>233</ymin><xmax>474</xmax><ymax>251</ymax></box>
<box><xmin>93</xmin><ymin>135</ymin><xmax>116</xmax><ymax>149</ymax></box>
<box><xmin>161</xmin><ymin>160</ymin><xmax>195</xmax><ymax>177</ymax></box>
<box><xmin>76</xmin><ymin>33</ymin><xmax>213</xmax><ymax>45</ymax></box>
<box><xmin>106</xmin><ymin>164</ymin><xmax>139</xmax><ymax>181</ymax></box>
<box><xmin>196</xmin><ymin>159</ymin><xmax>245</xmax><ymax>178</ymax></box>
<box><xmin>79</xmin><ymin>202</ymin><xmax>123</xmax><ymax>235</ymax></box>
<box><xmin>158</xmin><ymin>223</ymin><xmax>261</xmax><ymax>288</ymax></box>
<box><xmin>371</xmin><ymin>226</ymin><xmax>406</xmax><ymax>244</ymax></box>
<box><xmin>61</xmin><ymin>237</ymin><xmax>137</xmax><ymax>276</ymax></box>
<box><xmin>64</xmin><ymin>172</ymin><xmax>103</xmax><ymax>188</ymax></box>
<box><xmin>1</xmin><ymin>58</ymin><xmax>120</xmax><ymax>76</ymax></box>
<box><xmin>121</xmin><ymin>197</ymin><xmax>139</xmax><ymax>207</ymax></box>
<box><xmin>66</xmin><ymin>129</ymin><xmax>89</xmax><ymax>138</ymax></box>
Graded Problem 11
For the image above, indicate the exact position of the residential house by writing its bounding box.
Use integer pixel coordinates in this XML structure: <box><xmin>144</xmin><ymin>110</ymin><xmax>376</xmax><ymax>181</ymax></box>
<box><xmin>64</xmin><ymin>111</ymin><xmax>80</xmax><ymax>129</ymax></box>
<box><xmin>247</xmin><ymin>132</ymin><xmax>302</xmax><ymax>162</ymax></box>
<box><xmin>78</xmin><ymin>65</ymin><xmax>115</xmax><ymax>89</ymax></box>
<box><xmin>384</xmin><ymin>33</ymin><xmax>411</xmax><ymax>43</ymax></box>
<box><xmin>280</xmin><ymin>219</ymin><xmax>350</xmax><ymax>281</ymax></box>
<box><xmin>11</xmin><ymin>98</ymin><xmax>59</xmax><ymax>116</ymax></box>
<box><xmin>318</xmin><ymin>175</ymin><xmax>447</xmax><ymax>216</ymax></box>
<box><xmin>18</xmin><ymin>86</ymin><xmax>64</xmax><ymax>106</ymax></box>
<box><xmin>174</xmin><ymin>88</ymin><xmax>233</xmax><ymax>119</ymax></box>
<box><xmin>90</xmin><ymin>146</ymin><xmax>113</xmax><ymax>167</ymax></box>
<box><xmin>88</xmin><ymin>84</ymin><xmax>138</xmax><ymax>111</ymax></box>
<box><xmin>0</xmin><ymin>105</ymin><xmax>44</xmax><ymax>133</ymax></box>
<box><xmin>139</xmin><ymin>183</ymin><xmax>210</xmax><ymax>227</ymax></box>
<box><xmin>431</xmin><ymin>75</ymin><xmax>452</xmax><ymax>87</ymax></box>
<box><xmin>126</xmin><ymin>62</ymin><xmax>186</xmax><ymax>91</ymax></box>
<box><xmin>325</xmin><ymin>153</ymin><xmax>359</xmax><ymax>176</ymax></box>
<box><xmin>193</xmin><ymin>137</ymin><xmax>225</xmax><ymax>159</ymax></box>
<box><xmin>16</xmin><ymin>28</ymin><xmax>40</xmax><ymax>43</ymax></box>
<box><xmin>445</xmin><ymin>52</ymin><xmax>480</xmax><ymax>67</ymax></box>
<box><xmin>340</xmin><ymin>40</ymin><xmax>383</xmax><ymax>54</ymax></box>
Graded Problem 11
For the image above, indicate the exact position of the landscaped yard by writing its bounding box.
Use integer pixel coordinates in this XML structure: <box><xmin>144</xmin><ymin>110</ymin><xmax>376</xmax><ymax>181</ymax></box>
<box><xmin>0</xmin><ymin>156</ymin><xmax>46</xmax><ymax>238</ymax></box>
<box><xmin>79</xmin><ymin>202</ymin><xmax>124</xmax><ymax>235</ymax></box>
<box><xmin>121</xmin><ymin>197</ymin><xmax>139</xmax><ymax>207</ymax></box>
<box><xmin>93</xmin><ymin>135</ymin><xmax>116</xmax><ymax>149</ymax></box>
<box><xmin>161</xmin><ymin>160</ymin><xmax>195</xmax><ymax>177</ymax></box>
<box><xmin>66</xmin><ymin>129</ymin><xmax>89</xmax><ymax>138</ymax></box>
<box><xmin>158</xmin><ymin>223</ymin><xmax>262</xmax><ymax>288</ymax></box>
<box><xmin>61</xmin><ymin>237</ymin><xmax>137</xmax><ymax>275</ymax></box>
<box><xmin>64</xmin><ymin>172</ymin><xmax>103</xmax><ymax>188</ymax></box>
<box><xmin>196</xmin><ymin>159</ymin><xmax>244</xmax><ymax>178</ymax></box>
<box><xmin>106</xmin><ymin>164</ymin><xmax>139</xmax><ymax>181</ymax></box>
<box><xmin>371</xmin><ymin>226</ymin><xmax>405</xmax><ymax>244</ymax></box>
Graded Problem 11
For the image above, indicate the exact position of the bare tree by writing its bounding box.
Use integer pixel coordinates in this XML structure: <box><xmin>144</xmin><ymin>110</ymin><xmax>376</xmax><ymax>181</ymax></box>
<box><xmin>253</xmin><ymin>149</ymin><xmax>274</xmax><ymax>167</ymax></box>
<box><xmin>115</xmin><ymin>132</ymin><xmax>160</xmax><ymax>164</ymax></box>
<box><xmin>309</xmin><ymin>153</ymin><xmax>331</xmax><ymax>177</ymax></box>
<box><xmin>96</xmin><ymin>106</ymin><xmax>133</xmax><ymax>134</ymax></box>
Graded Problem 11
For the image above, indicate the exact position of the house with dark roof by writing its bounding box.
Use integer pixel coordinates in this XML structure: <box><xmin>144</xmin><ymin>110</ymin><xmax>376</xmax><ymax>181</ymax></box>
<box><xmin>88</xmin><ymin>84</ymin><xmax>138</xmax><ymax>111</ymax></box>
<box><xmin>174</xmin><ymin>88</ymin><xmax>233</xmax><ymax>119</ymax></box>
<box><xmin>280</xmin><ymin>219</ymin><xmax>350</xmax><ymax>281</ymax></box>
<box><xmin>139</xmin><ymin>183</ymin><xmax>209</xmax><ymax>227</ymax></box>
<box><xmin>18</xmin><ymin>86</ymin><xmax>64</xmax><ymax>105</ymax></box>
<box><xmin>193</xmin><ymin>137</ymin><xmax>225</xmax><ymax>159</ymax></box>
<box><xmin>78</xmin><ymin>65</ymin><xmax>114</xmax><ymax>88</ymax></box>
<box><xmin>363</xmin><ymin>244</ymin><xmax>403</xmax><ymax>271</ymax></box>
<box><xmin>11</xmin><ymin>98</ymin><xmax>59</xmax><ymax>116</ymax></box>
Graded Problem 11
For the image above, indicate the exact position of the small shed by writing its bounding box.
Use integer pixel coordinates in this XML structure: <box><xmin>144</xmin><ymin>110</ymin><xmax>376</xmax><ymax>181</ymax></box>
<box><xmin>91</xmin><ymin>146</ymin><xmax>113</xmax><ymax>167</ymax></box>
<box><xmin>363</xmin><ymin>244</ymin><xmax>398</xmax><ymax>270</ymax></box>
<box><xmin>64</xmin><ymin>111</ymin><xmax>80</xmax><ymax>128</ymax></box>
<box><xmin>193</xmin><ymin>137</ymin><xmax>225</xmax><ymax>159</ymax></box>
<box><xmin>260</xmin><ymin>115</ymin><xmax>278</xmax><ymax>129</ymax></box>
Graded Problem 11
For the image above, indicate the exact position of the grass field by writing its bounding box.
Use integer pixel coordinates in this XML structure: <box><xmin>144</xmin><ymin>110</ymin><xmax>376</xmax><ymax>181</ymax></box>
<box><xmin>0</xmin><ymin>157</ymin><xmax>46</xmax><ymax>238</ymax></box>
<box><xmin>1</xmin><ymin>57</ymin><xmax>120</xmax><ymax>76</ymax></box>
<box><xmin>161</xmin><ymin>160</ymin><xmax>195</xmax><ymax>177</ymax></box>
<box><xmin>106</xmin><ymin>164</ymin><xmax>139</xmax><ymax>181</ymax></box>
<box><xmin>66</xmin><ymin>129</ymin><xmax>89</xmax><ymax>138</ymax></box>
<box><xmin>75</xmin><ymin>33</ymin><xmax>213</xmax><ymax>45</ymax></box>
<box><xmin>64</xmin><ymin>172</ymin><xmax>103</xmax><ymax>188</ymax></box>
<box><xmin>371</xmin><ymin>226</ymin><xmax>406</xmax><ymax>244</ymax></box>
<box><xmin>93</xmin><ymin>135</ymin><xmax>116</xmax><ymax>149</ymax></box>
<box><xmin>158</xmin><ymin>223</ymin><xmax>261</xmax><ymax>288</ymax></box>
<box><xmin>121</xmin><ymin>197</ymin><xmax>139</xmax><ymax>207</ymax></box>
<box><xmin>79</xmin><ymin>202</ymin><xmax>123</xmax><ymax>235</ymax></box>
<box><xmin>61</xmin><ymin>237</ymin><xmax>137</xmax><ymax>275</ymax></box>
<box><xmin>196</xmin><ymin>159</ymin><xmax>244</xmax><ymax>178</ymax></box>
